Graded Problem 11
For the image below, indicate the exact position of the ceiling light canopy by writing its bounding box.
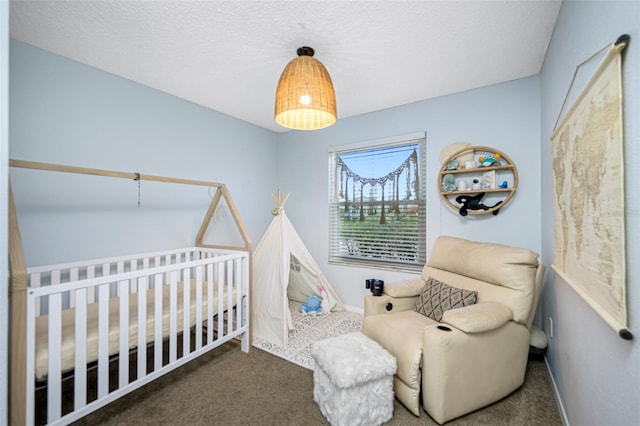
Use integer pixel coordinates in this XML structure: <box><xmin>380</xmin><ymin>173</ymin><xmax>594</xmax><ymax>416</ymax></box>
<box><xmin>274</xmin><ymin>46</ymin><xmax>337</xmax><ymax>131</ymax></box>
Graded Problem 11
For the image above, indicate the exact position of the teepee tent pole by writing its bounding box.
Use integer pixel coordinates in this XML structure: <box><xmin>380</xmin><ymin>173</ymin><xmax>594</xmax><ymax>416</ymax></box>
<box><xmin>271</xmin><ymin>189</ymin><xmax>291</xmax><ymax>212</ymax></box>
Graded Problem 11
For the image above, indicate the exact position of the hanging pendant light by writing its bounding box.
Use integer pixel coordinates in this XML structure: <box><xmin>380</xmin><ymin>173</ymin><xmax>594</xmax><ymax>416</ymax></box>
<box><xmin>274</xmin><ymin>46</ymin><xmax>337</xmax><ymax>130</ymax></box>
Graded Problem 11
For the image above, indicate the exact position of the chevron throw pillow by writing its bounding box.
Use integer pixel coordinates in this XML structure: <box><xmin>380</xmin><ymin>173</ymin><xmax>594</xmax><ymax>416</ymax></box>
<box><xmin>414</xmin><ymin>277</ymin><xmax>478</xmax><ymax>322</ymax></box>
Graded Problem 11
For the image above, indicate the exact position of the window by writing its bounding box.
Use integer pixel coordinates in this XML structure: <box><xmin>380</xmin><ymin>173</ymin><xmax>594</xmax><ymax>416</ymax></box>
<box><xmin>328</xmin><ymin>133</ymin><xmax>426</xmax><ymax>271</ymax></box>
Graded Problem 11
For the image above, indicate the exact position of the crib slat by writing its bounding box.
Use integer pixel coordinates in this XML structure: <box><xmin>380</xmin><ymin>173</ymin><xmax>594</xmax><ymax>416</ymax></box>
<box><xmin>31</xmin><ymin>273</ymin><xmax>42</xmax><ymax>316</ymax></box>
<box><xmin>104</xmin><ymin>262</ymin><xmax>118</xmax><ymax>300</ymax></box>
<box><xmin>97</xmin><ymin>284</ymin><xmax>110</xmax><ymax>398</ymax></box>
<box><xmin>165</xmin><ymin>255</ymin><xmax>172</xmax><ymax>285</ymax></box>
<box><xmin>182</xmin><ymin>268</ymin><xmax>191</xmax><ymax>356</ymax></box>
<box><xmin>217</xmin><ymin>262</ymin><xmax>224</xmax><ymax>338</ymax></box>
<box><xmin>130</xmin><ymin>260</ymin><xmax>138</xmax><ymax>294</ymax></box>
<box><xmin>69</xmin><ymin>267</ymin><xmax>79</xmax><ymax>308</ymax></box>
<box><xmin>85</xmin><ymin>265</ymin><xmax>95</xmax><ymax>304</ymax></box>
<box><xmin>25</xmin><ymin>291</ymin><xmax>36</xmax><ymax>426</ymax></box>
<box><xmin>195</xmin><ymin>265</ymin><xmax>203</xmax><ymax>350</ymax></box>
<box><xmin>116</xmin><ymin>262</ymin><xmax>125</xmax><ymax>297</ymax></box>
<box><xmin>169</xmin><ymin>271</ymin><xmax>178</xmax><ymax>363</ymax></box>
<box><xmin>137</xmin><ymin>276</ymin><xmax>148</xmax><ymax>379</ymax></box>
<box><xmin>154</xmin><ymin>273</ymin><xmax>163</xmax><ymax>371</ymax></box>
<box><xmin>74</xmin><ymin>288</ymin><xmax>88</xmax><ymax>411</ymax></box>
<box><xmin>47</xmin><ymin>292</ymin><xmax>62</xmax><ymax>422</ymax></box>
<box><xmin>207</xmin><ymin>264</ymin><xmax>214</xmax><ymax>344</ymax></box>
<box><xmin>119</xmin><ymin>280</ymin><xmax>130</xmax><ymax>387</ymax></box>
<box><xmin>51</xmin><ymin>270</ymin><xmax>61</xmax><ymax>316</ymax></box>
<box><xmin>227</xmin><ymin>260</ymin><xmax>233</xmax><ymax>334</ymax></box>
<box><xmin>235</xmin><ymin>258</ymin><xmax>242</xmax><ymax>334</ymax></box>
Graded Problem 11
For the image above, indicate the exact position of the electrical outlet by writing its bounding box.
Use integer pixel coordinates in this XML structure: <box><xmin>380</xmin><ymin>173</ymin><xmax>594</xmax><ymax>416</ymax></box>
<box><xmin>549</xmin><ymin>317</ymin><xmax>554</xmax><ymax>338</ymax></box>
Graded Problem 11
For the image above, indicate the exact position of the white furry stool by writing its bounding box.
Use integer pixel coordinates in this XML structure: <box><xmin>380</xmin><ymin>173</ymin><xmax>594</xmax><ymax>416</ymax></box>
<box><xmin>311</xmin><ymin>331</ymin><xmax>397</xmax><ymax>426</ymax></box>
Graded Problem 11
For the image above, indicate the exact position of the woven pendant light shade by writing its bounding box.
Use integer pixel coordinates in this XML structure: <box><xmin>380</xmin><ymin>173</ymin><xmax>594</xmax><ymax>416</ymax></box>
<box><xmin>274</xmin><ymin>47</ymin><xmax>337</xmax><ymax>130</ymax></box>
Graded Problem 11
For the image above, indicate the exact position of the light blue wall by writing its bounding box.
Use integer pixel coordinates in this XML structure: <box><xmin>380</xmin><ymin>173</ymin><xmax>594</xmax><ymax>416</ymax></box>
<box><xmin>540</xmin><ymin>1</ymin><xmax>640</xmax><ymax>425</ymax></box>
<box><xmin>9</xmin><ymin>40</ymin><xmax>278</xmax><ymax>266</ymax></box>
<box><xmin>277</xmin><ymin>76</ymin><xmax>542</xmax><ymax>309</ymax></box>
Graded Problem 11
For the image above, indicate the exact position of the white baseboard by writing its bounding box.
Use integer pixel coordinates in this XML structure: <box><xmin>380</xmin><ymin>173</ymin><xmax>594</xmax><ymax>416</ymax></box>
<box><xmin>544</xmin><ymin>356</ymin><xmax>570</xmax><ymax>426</ymax></box>
<box><xmin>344</xmin><ymin>305</ymin><xmax>364</xmax><ymax>315</ymax></box>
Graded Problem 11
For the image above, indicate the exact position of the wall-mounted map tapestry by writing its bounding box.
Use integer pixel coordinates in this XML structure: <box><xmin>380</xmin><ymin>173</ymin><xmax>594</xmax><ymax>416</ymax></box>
<box><xmin>550</xmin><ymin>37</ymin><xmax>631</xmax><ymax>339</ymax></box>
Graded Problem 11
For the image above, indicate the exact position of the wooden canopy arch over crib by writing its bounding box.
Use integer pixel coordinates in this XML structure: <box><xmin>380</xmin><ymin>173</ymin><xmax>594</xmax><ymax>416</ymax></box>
<box><xmin>8</xmin><ymin>159</ymin><xmax>252</xmax><ymax>426</ymax></box>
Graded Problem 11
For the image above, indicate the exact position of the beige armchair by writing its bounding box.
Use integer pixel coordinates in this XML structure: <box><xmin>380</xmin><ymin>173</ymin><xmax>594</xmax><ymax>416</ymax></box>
<box><xmin>361</xmin><ymin>236</ymin><xmax>545</xmax><ymax>424</ymax></box>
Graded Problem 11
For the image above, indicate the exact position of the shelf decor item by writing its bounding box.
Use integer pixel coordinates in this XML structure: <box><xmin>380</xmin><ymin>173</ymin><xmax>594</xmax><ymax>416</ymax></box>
<box><xmin>438</xmin><ymin>146</ymin><xmax>518</xmax><ymax>216</ymax></box>
<box><xmin>482</xmin><ymin>170</ymin><xmax>496</xmax><ymax>189</ymax></box>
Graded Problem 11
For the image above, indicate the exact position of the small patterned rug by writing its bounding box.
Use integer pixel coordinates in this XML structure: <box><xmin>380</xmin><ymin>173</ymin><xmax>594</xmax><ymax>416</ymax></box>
<box><xmin>253</xmin><ymin>300</ymin><xmax>364</xmax><ymax>370</ymax></box>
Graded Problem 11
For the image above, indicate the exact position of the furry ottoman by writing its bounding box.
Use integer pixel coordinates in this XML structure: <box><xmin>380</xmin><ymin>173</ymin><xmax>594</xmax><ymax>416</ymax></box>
<box><xmin>311</xmin><ymin>331</ymin><xmax>397</xmax><ymax>426</ymax></box>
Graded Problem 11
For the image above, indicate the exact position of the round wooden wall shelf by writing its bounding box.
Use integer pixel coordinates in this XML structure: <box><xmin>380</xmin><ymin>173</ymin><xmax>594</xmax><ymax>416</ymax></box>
<box><xmin>438</xmin><ymin>146</ymin><xmax>518</xmax><ymax>216</ymax></box>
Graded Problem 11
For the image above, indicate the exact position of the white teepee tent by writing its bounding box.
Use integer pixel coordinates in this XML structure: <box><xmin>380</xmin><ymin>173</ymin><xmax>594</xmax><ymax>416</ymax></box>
<box><xmin>252</xmin><ymin>191</ymin><xmax>344</xmax><ymax>348</ymax></box>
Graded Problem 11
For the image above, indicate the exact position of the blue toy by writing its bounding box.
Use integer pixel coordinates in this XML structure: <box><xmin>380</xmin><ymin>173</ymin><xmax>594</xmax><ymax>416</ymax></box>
<box><xmin>299</xmin><ymin>295</ymin><xmax>324</xmax><ymax>315</ymax></box>
<box><xmin>477</xmin><ymin>153</ymin><xmax>501</xmax><ymax>167</ymax></box>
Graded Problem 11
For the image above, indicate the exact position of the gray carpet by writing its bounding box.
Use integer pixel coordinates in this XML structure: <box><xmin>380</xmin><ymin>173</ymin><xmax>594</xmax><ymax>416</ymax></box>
<box><xmin>73</xmin><ymin>340</ymin><xmax>562</xmax><ymax>426</ymax></box>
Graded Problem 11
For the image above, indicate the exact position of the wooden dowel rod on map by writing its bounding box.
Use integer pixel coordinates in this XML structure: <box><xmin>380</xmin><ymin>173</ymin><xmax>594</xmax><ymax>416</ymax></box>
<box><xmin>619</xmin><ymin>328</ymin><xmax>633</xmax><ymax>340</ymax></box>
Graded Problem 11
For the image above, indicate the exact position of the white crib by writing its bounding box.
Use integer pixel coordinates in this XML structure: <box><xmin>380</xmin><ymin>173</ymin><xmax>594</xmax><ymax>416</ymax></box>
<box><xmin>8</xmin><ymin>160</ymin><xmax>253</xmax><ymax>426</ymax></box>
<box><xmin>27</xmin><ymin>247</ymin><xmax>249</xmax><ymax>425</ymax></box>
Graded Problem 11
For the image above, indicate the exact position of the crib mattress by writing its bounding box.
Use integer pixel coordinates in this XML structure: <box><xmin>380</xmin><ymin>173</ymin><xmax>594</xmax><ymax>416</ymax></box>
<box><xmin>34</xmin><ymin>280</ymin><xmax>239</xmax><ymax>381</ymax></box>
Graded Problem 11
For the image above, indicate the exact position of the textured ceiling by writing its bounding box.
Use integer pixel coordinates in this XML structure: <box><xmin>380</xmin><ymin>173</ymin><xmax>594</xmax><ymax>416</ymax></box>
<box><xmin>9</xmin><ymin>0</ymin><xmax>562</xmax><ymax>133</ymax></box>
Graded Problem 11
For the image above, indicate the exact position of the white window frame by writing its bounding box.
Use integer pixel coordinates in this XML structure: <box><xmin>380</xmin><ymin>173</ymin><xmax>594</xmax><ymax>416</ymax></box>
<box><xmin>328</xmin><ymin>132</ymin><xmax>427</xmax><ymax>272</ymax></box>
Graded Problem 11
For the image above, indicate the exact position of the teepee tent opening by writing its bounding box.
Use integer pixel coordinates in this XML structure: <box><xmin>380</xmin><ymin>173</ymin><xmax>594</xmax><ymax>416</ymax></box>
<box><xmin>252</xmin><ymin>191</ymin><xmax>344</xmax><ymax>348</ymax></box>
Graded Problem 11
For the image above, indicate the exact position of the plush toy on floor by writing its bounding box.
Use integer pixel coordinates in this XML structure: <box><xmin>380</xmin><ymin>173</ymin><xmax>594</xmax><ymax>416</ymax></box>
<box><xmin>299</xmin><ymin>295</ymin><xmax>324</xmax><ymax>315</ymax></box>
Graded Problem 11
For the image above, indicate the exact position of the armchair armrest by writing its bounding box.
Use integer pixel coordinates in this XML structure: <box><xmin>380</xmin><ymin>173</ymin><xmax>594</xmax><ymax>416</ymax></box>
<box><xmin>364</xmin><ymin>293</ymin><xmax>419</xmax><ymax>317</ymax></box>
<box><xmin>364</xmin><ymin>278</ymin><xmax>425</xmax><ymax>317</ymax></box>
<box><xmin>383</xmin><ymin>278</ymin><xmax>425</xmax><ymax>297</ymax></box>
<box><xmin>441</xmin><ymin>302</ymin><xmax>513</xmax><ymax>333</ymax></box>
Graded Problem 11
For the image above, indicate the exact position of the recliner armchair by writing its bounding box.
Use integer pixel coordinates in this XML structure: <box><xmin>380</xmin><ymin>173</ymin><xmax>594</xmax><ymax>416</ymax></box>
<box><xmin>361</xmin><ymin>236</ymin><xmax>545</xmax><ymax>424</ymax></box>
